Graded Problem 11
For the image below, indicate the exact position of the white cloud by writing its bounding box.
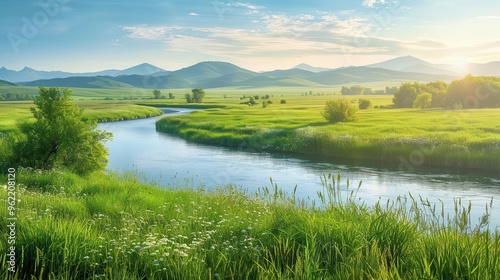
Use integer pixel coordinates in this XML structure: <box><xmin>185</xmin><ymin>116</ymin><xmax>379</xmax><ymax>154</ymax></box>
<box><xmin>362</xmin><ymin>0</ymin><xmax>386</xmax><ymax>8</ymax></box>
<box><xmin>189</xmin><ymin>12</ymin><xmax>199</xmax><ymax>16</ymax></box>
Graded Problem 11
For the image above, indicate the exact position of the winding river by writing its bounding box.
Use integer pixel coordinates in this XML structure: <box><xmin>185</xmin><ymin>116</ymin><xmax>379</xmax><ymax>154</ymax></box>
<box><xmin>98</xmin><ymin>108</ymin><xmax>500</xmax><ymax>228</ymax></box>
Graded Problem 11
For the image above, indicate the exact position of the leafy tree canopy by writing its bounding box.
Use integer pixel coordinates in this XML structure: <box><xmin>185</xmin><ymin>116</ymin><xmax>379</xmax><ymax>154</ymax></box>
<box><xmin>10</xmin><ymin>87</ymin><xmax>112</xmax><ymax>175</ymax></box>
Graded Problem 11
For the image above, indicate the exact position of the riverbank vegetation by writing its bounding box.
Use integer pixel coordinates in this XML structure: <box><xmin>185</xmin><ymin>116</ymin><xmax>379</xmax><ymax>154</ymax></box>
<box><xmin>1</xmin><ymin>169</ymin><xmax>499</xmax><ymax>279</ymax></box>
<box><xmin>156</xmin><ymin>101</ymin><xmax>500</xmax><ymax>171</ymax></box>
<box><xmin>0</xmin><ymin>101</ymin><xmax>162</xmax><ymax>133</ymax></box>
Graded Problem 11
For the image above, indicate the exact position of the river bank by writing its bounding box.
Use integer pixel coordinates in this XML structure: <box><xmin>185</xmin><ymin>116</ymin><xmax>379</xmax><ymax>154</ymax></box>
<box><xmin>155</xmin><ymin>104</ymin><xmax>500</xmax><ymax>172</ymax></box>
<box><xmin>1</xmin><ymin>168</ymin><xmax>499</xmax><ymax>279</ymax></box>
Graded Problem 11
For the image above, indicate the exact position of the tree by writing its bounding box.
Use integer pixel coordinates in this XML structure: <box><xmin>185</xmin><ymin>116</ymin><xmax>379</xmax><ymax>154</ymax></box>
<box><xmin>191</xmin><ymin>88</ymin><xmax>205</xmax><ymax>103</ymax></box>
<box><xmin>322</xmin><ymin>98</ymin><xmax>358</xmax><ymax>123</ymax></box>
<box><xmin>168</xmin><ymin>93</ymin><xmax>174</xmax><ymax>99</ymax></box>
<box><xmin>393</xmin><ymin>82</ymin><xmax>421</xmax><ymax>108</ymax></box>
<box><xmin>10</xmin><ymin>87</ymin><xmax>112</xmax><ymax>175</ymax></box>
<box><xmin>153</xmin><ymin>89</ymin><xmax>161</xmax><ymax>99</ymax></box>
<box><xmin>185</xmin><ymin>93</ymin><xmax>192</xmax><ymax>103</ymax></box>
<box><xmin>358</xmin><ymin>98</ymin><xmax>372</xmax><ymax>110</ymax></box>
<box><xmin>413</xmin><ymin>92</ymin><xmax>432</xmax><ymax>109</ymax></box>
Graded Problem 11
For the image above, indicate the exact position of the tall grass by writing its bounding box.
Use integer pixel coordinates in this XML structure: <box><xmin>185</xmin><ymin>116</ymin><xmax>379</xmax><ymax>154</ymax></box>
<box><xmin>1</xmin><ymin>169</ymin><xmax>499</xmax><ymax>279</ymax></box>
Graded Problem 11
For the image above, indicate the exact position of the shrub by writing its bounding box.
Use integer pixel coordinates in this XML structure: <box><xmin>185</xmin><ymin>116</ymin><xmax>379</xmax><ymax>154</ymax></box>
<box><xmin>280</xmin><ymin>100</ymin><xmax>287</xmax><ymax>104</ymax></box>
<box><xmin>358</xmin><ymin>98</ymin><xmax>372</xmax><ymax>110</ymax></box>
<box><xmin>322</xmin><ymin>98</ymin><xmax>358</xmax><ymax>123</ymax></box>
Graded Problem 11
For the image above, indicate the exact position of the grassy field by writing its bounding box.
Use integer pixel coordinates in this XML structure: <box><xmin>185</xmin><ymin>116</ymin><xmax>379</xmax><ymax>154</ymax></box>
<box><xmin>156</xmin><ymin>95</ymin><xmax>500</xmax><ymax>172</ymax></box>
<box><xmin>0</xmin><ymin>101</ymin><xmax>163</xmax><ymax>133</ymax></box>
<box><xmin>1</xmin><ymin>169</ymin><xmax>498</xmax><ymax>279</ymax></box>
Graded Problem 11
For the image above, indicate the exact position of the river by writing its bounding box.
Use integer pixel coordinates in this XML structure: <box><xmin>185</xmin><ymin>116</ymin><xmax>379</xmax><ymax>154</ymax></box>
<box><xmin>98</xmin><ymin>108</ymin><xmax>500</xmax><ymax>228</ymax></box>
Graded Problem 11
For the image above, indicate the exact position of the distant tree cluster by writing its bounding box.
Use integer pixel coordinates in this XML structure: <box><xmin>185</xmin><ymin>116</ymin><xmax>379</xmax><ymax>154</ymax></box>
<box><xmin>392</xmin><ymin>76</ymin><xmax>500</xmax><ymax>109</ymax></box>
<box><xmin>0</xmin><ymin>93</ymin><xmax>32</xmax><ymax>101</ymax></box>
<box><xmin>185</xmin><ymin>88</ymin><xmax>205</xmax><ymax>103</ymax></box>
<box><xmin>152</xmin><ymin>89</ymin><xmax>174</xmax><ymax>99</ymax></box>
<box><xmin>341</xmin><ymin>85</ymin><xmax>373</xmax><ymax>95</ymax></box>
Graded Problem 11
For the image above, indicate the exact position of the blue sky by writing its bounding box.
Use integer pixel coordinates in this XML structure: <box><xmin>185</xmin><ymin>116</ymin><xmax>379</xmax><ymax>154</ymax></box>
<box><xmin>1</xmin><ymin>0</ymin><xmax>500</xmax><ymax>72</ymax></box>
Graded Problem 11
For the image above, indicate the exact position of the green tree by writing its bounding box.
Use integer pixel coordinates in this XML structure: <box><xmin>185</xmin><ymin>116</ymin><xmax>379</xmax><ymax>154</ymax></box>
<box><xmin>358</xmin><ymin>98</ymin><xmax>372</xmax><ymax>110</ymax></box>
<box><xmin>192</xmin><ymin>88</ymin><xmax>206</xmax><ymax>103</ymax></box>
<box><xmin>153</xmin><ymin>89</ymin><xmax>161</xmax><ymax>99</ymax></box>
<box><xmin>10</xmin><ymin>87</ymin><xmax>112</xmax><ymax>175</ymax></box>
<box><xmin>393</xmin><ymin>82</ymin><xmax>421</xmax><ymax>108</ymax></box>
<box><xmin>185</xmin><ymin>93</ymin><xmax>192</xmax><ymax>103</ymax></box>
<box><xmin>413</xmin><ymin>92</ymin><xmax>433</xmax><ymax>109</ymax></box>
<box><xmin>322</xmin><ymin>98</ymin><xmax>358</xmax><ymax>123</ymax></box>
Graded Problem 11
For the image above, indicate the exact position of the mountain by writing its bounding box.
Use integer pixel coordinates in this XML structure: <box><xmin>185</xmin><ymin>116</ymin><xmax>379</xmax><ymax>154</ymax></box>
<box><xmin>367</xmin><ymin>56</ymin><xmax>434</xmax><ymax>71</ymax></box>
<box><xmin>260</xmin><ymin>69</ymin><xmax>315</xmax><ymax>78</ymax></box>
<box><xmin>111</xmin><ymin>74</ymin><xmax>191</xmax><ymax>89</ymax></box>
<box><xmin>172</xmin><ymin>61</ymin><xmax>256</xmax><ymax>83</ymax></box>
<box><xmin>307</xmin><ymin>66</ymin><xmax>458</xmax><ymax>85</ymax></box>
<box><xmin>235</xmin><ymin>75</ymin><xmax>324</xmax><ymax>88</ymax></box>
<box><xmin>0</xmin><ymin>79</ymin><xmax>18</xmax><ymax>86</ymax></box>
<box><xmin>196</xmin><ymin>72</ymin><xmax>257</xmax><ymax>88</ymax></box>
<box><xmin>4</xmin><ymin>57</ymin><xmax>500</xmax><ymax>89</ymax></box>
<box><xmin>21</xmin><ymin>74</ymin><xmax>191</xmax><ymax>89</ymax></box>
<box><xmin>0</xmin><ymin>63</ymin><xmax>167</xmax><ymax>83</ymax></box>
<box><xmin>116</xmin><ymin>63</ymin><xmax>168</xmax><ymax>76</ymax></box>
<box><xmin>21</xmin><ymin>76</ymin><xmax>135</xmax><ymax>89</ymax></box>
<box><xmin>464</xmin><ymin>62</ymin><xmax>500</xmax><ymax>76</ymax></box>
<box><xmin>292</xmin><ymin>63</ymin><xmax>331</xmax><ymax>73</ymax></box>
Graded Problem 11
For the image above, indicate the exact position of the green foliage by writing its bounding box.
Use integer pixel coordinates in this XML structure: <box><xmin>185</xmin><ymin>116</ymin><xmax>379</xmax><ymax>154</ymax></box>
<box><xmin>280</xmin><ymin>99</ymin><xmax>287</xmax><ymax>104</ymax></box>
<box><xmin>413</xmin><ymin>92</ymin><xmax>433</xmax><ymax>109</ymax></box>
<box><xmin>393</xmin><ymin>82</ymin><xmax>421</xmax><ymax>108</ymax></box>
<box><xmin>168</xmin><ymin>92</ymin><xmax>175</xmax><ymax>99</ymax></box>
<box><xmin>9</xmin><ymin>87</ymin><xmax>112</xmax><ymax>175</ymax></box>
<box><xmin>322</xmin><ymin>98</ymin><xmax>358</xmax><ymax>123</ymax></box>
<box><xmin>185</xmin><ymin>88</ymin><xmax>206</xmax><ymax>103</ymax></box>
<box><xmin>1</xmin><ymin>170</ymin><xmax>499</xmax><ymax>279</ymax></box>
<box><xmin>185</xmin><ymin>93</ymin><xmax>192</xmax><ymax>103</ymax></box>
<box><xmin>445</xmin><ymin>75</ymin><xmax>500</xmax><ymax>108</ymax></box>
<box><xmin>155</xmin><ymin>100</ymin><xmax>500</xmax><ymax>171</ymax></box>
<box><xmin>192</xmin><ymin>88</ymin><xmax>206</xmax><ymax>103</ymax></box>
<box><xmin>358</xmin><ymin>98</ymin><xmax>372</xmax><ymax>110</ymax></box>
<box><xmin>152</xmin><ymin>89</ymin><xmax>161</xmax><ymax>99</ymax></box>
<box><xmin>341</xmin><ymin>85</ymin><xmax>373</xmax><ymax>95</ymax></box>
<box><xmin>0</xmin><ymin>93</ymin><xmax>32</xmax><ymax>101</ymax></box>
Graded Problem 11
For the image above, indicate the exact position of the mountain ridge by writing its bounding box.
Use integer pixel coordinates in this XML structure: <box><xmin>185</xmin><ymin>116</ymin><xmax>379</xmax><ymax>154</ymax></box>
<box><xmin>4</xmin><ymin>57</ymin><xmax>500</xmax><ymax>89</ymax></box>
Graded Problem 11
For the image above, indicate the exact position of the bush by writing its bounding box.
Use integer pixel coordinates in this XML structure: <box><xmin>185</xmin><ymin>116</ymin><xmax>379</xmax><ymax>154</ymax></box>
<box><xmin>358</xmin><ymin>98</ymin><xmax>372</xmax><ymax>110</ymax></box>
<box><xmin>322</xmin><ymin>98</ymin><xmax>358</xmax><ymax>123</ymax></box>
<box><xmin>280</xmin><ymin>100</ymin><xmax>287</xmax><ymax>104</ymax></box>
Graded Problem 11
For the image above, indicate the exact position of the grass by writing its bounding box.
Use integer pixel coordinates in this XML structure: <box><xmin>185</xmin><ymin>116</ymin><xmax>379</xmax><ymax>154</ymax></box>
<box><xmin>156</xmin><ymin>95</ymin><xmax>500</xmax><ymax>171</ymax></box>
<box><xmin>0</xmin><ymin>169</ymin><xmax>499</xmax><ymax>279</ymax></box>
<box><xmin>0</xmin><ymin>101</ymin><xmax>163</xmax><ymax>133</ymax></box>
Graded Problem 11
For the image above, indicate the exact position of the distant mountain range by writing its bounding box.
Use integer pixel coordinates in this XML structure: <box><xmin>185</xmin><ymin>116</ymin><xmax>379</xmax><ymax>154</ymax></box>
<box><xmin>1</xmin><ymin>56</ymin><xmax>499</xmax><ymax>89</ymax></box>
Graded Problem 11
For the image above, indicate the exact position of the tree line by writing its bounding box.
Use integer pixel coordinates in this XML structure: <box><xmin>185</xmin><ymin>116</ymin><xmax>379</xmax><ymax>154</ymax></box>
<box><xmin>393</xmin><ymin>75</ymin><xmax>500</xmax><ymax>109</ymax></box>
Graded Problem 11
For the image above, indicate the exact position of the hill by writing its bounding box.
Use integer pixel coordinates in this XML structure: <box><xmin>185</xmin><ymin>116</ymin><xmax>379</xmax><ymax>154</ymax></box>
<box><xmin>0</xmin><ymin>79</ymin><xmax>18</xmax><ymax>86</ymax></box>
<box><xmin>307</xmin><ymin>66</ymin><xmax>458</xmax><ymax>85</ymax></box>
<box><xmin>21</xmin><ymin>76</ymin><xmax>135</xmax><ymax>89</ymax></box>
<box><xmin>172</xmin><ymin>61</ymin><xmax>256</xmax><ymax>83</ymax></box>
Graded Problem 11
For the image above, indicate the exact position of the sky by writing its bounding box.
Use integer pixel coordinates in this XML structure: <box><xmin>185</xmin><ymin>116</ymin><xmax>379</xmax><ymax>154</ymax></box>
<box><xmin>1</xmin><ymin>0</ymin><xmax>500</xmax><ymax>72</ymax></box>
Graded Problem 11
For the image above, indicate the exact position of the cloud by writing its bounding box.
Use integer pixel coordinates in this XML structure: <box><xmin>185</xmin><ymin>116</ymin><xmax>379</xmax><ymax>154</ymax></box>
<box><xmin>362</xmin><ymin>0</ymin><xmax>386</xmax><ymax>8</ymax></box>
<box><xmin>189</xmin><ymin>12</ymin><xmax>199</xmax><ymax>16</ymax></box>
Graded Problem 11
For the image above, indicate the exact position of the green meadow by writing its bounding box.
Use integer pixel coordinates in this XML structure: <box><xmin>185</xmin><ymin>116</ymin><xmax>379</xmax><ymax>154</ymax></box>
<box><xmin>156</xmin><ymin>94</ymin><xmax>500</xmax><ymax>171</ymax></box>
<box><xmin>1</xmin><ymin>85</ymin><xmax>500</xmax><ymax>278</ymax></box>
